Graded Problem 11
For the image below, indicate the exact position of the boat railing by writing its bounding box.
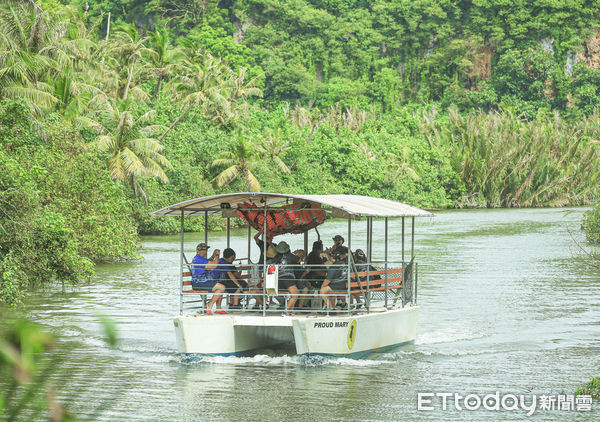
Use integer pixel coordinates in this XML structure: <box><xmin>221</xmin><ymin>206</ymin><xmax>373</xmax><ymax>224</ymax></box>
<box><xmin>180</xmin><ymin>260</ymin><xmax>418</xmax><ymax>316</ymax></box>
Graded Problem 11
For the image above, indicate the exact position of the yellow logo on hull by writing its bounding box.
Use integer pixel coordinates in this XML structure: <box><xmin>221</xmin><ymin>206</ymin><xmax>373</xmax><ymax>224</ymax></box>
<box><xmin>347</xmin><ymin>320</ymin><xmax>357</xmax><ymax>350</ymax></box>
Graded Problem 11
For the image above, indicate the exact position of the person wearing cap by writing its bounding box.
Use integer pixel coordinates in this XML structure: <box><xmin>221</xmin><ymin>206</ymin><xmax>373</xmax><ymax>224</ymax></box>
<box><xmin>325</xmin><ymin>235</ymin><xmax>345</xmax><ymax>262</ymax></box>
<box><xmin>273</xmin><ymin>241</ymin><xmax>300</xmax><ymax>315</ymax></box>
<box><xmin>191</xmin><ymin>243</ymin><xmax>226</xmax><ymax>315</ymax></box>
<box><xmin>191</xmin><ymin>243</ymin><xmax>220</xmax><ymax>288</ymax></box>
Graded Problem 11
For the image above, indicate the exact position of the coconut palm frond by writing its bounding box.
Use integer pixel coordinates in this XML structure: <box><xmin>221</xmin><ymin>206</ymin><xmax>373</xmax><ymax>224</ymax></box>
<box><xmin>137</xmin><ymin>124</ymin><xmax>167</xmax><ymax>138</ymax></box>
<box><xmin>213</xmin><ymin>165</ymin><xmax>241</xmax><ymax>188</ymax></box>
<box><xmin>3</xmin><ymin>84</ymin><xmax>58</xmax><ymax>109</ymax></box>
<box><xmin>129</xmin><ymin>137</ymin><xmax>164</xmax><ymax>156</ymax></box>
<box><xmin>274</xmin><ymin>157</ymin><xmax>290</xmax><ymax>174</ymax></box>
<box><xmin>244</xmin><ymin>169</ymin><xmax>261</xmax><ymax>192</ymax></box>
<box><xmin>120</xmin><ymin>147</ymin><xmax>146</xmax><ymax>178</ymax></box>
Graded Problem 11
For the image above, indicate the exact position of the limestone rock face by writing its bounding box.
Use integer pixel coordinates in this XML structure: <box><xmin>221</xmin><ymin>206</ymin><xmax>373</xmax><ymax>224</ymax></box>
<box><xmin>579</xmin><ymin>29</ymin><xmax>600</xmax><ymax>69</ymax></box>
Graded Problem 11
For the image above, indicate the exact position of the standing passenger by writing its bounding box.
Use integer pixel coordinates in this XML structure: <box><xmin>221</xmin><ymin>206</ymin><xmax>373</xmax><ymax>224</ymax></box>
<box><xmin>274</xmin><ymin>241</ymin><xmax>300</xmax><ymax>315</ymax></box>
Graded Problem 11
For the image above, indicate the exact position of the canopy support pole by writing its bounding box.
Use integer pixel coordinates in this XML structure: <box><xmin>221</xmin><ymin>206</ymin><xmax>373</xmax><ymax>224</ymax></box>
<box><xmin>262</xmin><ymin>199</ymin><xmax>267</xmax><ymax>317</ymax></box>
<box><xmin>368</xmin><ymin>217</ymin><xmax>373</xmax><ymax>262</ymax></box>
<box><xmin>304</xmin><ymin>231</ymin><xmax>308</xmax><ymax>257</ymax></box>
<box><xmin>402</xmin><ymin>217</ymin><xmax>405</xmax><ymax>263</ymax></box>
<box><xmin>384</xmin><ymin>217</ymin><xmax>388</xmax><ymax>308</ymax></box>
<box><xmin>247</xmin><ymin>225</ymin><xmax>251</xmax><ymax>263</ymax></box>
<box><xmin>227</xmin><ymin>217</ymin><xmax>230</xmax><ymax>248</ymax></box>
<box><xmin>347</xmin><ymin>218</ymin><xmax>352</xmax><ymax>316</ymax></box>
<box><xmin>179</xmin><ymin>210</ymin><xmax>184</xmax><ymax>315</ymax></box>
<box><xmin>366</xmin><ymin>217</ymin><xmax>371</xmax><ymax>308</ymax></box>
<box><xmin>204</xmin><ymin>211</ymin><xmax>208</xmax><ymax>244</ymax></box>
<box><xmin>411</xmin><ymin>217</ymin><xmax>415</xmax><ymax>259</ymax></box>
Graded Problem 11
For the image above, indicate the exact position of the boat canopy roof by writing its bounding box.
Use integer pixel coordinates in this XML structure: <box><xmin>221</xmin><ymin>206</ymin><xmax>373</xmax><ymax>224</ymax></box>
<box><xmin>151</xmin><ymin>192</ymin><xmax>433</xmax><ymax>219</ymax></box>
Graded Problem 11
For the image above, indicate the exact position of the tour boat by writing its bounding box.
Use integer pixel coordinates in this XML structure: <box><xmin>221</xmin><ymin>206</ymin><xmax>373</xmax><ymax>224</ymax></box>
<box><xmin>151</xmin><ymin>193</ymin><xmax>432</xmax><ymax>357</ymax></box>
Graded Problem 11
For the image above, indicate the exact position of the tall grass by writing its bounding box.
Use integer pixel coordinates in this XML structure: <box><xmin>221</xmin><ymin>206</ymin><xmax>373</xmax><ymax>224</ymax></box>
<box><xmin>421</xmin><ymin>107</ymin><xmax>600</xmax><ymax>207</ymax></box>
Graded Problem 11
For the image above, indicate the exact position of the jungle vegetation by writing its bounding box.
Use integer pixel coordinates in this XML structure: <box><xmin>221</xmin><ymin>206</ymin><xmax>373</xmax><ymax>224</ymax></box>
<box><xmin>1</xmin><ymin>0</ymin><xmax>600</xmax><ymax>304</ymax></box>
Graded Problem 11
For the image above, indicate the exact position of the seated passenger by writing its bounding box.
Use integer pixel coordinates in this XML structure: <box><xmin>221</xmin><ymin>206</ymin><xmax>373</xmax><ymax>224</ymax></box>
<box><xmin>300</xmin><ymin>240</ymin><xmax>327</xmax><ymax>289</ymax></box>
<box><xmin>191</xmin><ymin>243</ymin><xmax>227</xmax><ymax>315</ymax></box>
<box><xmin>210</xmin><ymin>248</ymin><xmax>247</xmax><ymax>312</ymax></box>
<box><xmin>320</xmin><ymin>248</ymin><xmax>349</xmax><ymax>310</ymax></box>
<box><xmin>191</xmin><ymin>243</ymin><xmax>220</xmax><ymax>291</ymax></box>
<box><xmin>274</xmin><ymin>241</ymin><xmax>300</xmax><ymax>315</ymax></box>
<box><xmin>293</xmin><ymin>249</ymin><xmax>312</xmax><ymax>309</ymax></box>
<box><xmin>324</xmin><ymin>235</ymin><xmax>344</xmax><ymax>260</ymax></box>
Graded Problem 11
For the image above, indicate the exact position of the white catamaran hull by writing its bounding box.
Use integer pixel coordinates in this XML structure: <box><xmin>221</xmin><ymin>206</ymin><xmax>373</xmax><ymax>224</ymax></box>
<box><xmin>173</xmin><ymin>306</ymin><xmax>418</xmax><ymax>357</ymax></box>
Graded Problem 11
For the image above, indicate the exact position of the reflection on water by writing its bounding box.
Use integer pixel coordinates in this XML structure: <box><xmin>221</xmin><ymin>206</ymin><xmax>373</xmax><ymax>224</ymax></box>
<box><xmin>23</xmin><ymin>208</ymin><xmax>600</xmax><ymax>420</ymax></box>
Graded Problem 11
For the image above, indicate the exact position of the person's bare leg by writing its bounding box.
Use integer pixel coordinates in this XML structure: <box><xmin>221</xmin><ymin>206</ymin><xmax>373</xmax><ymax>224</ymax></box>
<box><xmin>286</xmin><ymin>285</ymin><xmax>299</xmax><ymax>310</ymax></box>
<box><xmin>207</xmin><ymin>284</ymin><xmax>225</xmax><ymax>311</ymax></box>
<box><xmin>320</xmin><ymin>284</ymin><xmax>331</xmax><ymax>309</ymax></box>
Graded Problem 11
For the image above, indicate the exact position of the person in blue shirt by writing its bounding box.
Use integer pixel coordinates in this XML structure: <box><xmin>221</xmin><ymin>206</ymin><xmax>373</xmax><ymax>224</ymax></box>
<box><xmin>212</xmin><ymin>248</ymin><xmax>246</xmax><ymax>311</ymax></box>
<box><xmin>191</xmin><ymin>243</ymin><xmax>227</xmax><ymax>315</ymax></box>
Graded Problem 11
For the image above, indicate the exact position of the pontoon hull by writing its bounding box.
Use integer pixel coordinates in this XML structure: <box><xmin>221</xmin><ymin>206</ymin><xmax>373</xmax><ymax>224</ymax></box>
<box><xmin>173</xmin><ymin>306</ymin><xmax>418</xmax><ymax>356</ymax></box>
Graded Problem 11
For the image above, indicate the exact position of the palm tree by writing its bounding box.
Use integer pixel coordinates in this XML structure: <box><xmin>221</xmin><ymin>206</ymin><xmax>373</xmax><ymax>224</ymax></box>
<box><xmin>105</xmin><ymin>23</ymin><xmax>151</xmax><ymax>100</ymax></box>
<box><xmin>159</xmin><ymin>53</ymin><xmax>231</xmax><ymax>142</ymax></box>
<box><xmin>257</xmin><ymin>128</ymin><xmax>291</xmax><ymax>174</ymax></box>
<box><xmin>226</xmin><ymin>66</ymin><xmax>262</xmax><ymax>117</ymax></box>
<box><xmin>0</xmin><ymin>2</ymin><xmax>58</xmax><ymax>111</ymax></box>
<box><xmin>52</xmin><ymin>70</ymin><xmax>103</xmax><ymax>118</ymax></box>
<box><xmin>211</xmin><ymin>136</ymin><xmax>262</xmax><ymax>192</ymax></box>
<box><xmin>147</xmin><ymin>27</ymin><xmax>183</xmax><ymax>100</ymax></box>
<box><xmin>78</xmin><ymin>98</ymin><xmax>172</xmax><ymax>203</ymax></box>
<box><xmin>383</xmin><ymin>147</ymin><xmax>419</xmax><ymax>186</ymax></box>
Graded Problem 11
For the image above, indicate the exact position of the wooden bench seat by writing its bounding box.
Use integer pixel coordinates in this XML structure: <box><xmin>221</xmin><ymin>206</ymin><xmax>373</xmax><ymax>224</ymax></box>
<box><xmin>181</xmin><ymin>267</ymin><xmax>403</xmax><ymax>293</ymax></box>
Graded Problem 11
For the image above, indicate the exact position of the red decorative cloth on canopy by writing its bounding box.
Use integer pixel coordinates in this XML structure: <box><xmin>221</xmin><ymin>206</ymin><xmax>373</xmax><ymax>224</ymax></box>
<box><xmin>236</xmin><ymin>200</ymin><xmax>326</xmax><ymax>238</ymax></box>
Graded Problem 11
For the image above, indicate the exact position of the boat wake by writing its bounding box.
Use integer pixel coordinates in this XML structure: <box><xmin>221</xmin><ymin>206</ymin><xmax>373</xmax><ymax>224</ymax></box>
<box><xmin>185</xmin><ymin>353</ymin><xmax>391</xmax><ymax>367</ymax></box>
<box><xmin>416</xmin><ymin>327</ymin><xmax>488</xmax><ymax>345</ymax></box>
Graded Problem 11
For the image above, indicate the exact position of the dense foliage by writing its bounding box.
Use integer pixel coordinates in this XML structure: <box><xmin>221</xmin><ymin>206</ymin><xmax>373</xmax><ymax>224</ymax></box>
<box><xmin>70</xmin><ymin>0</ymin><xmax>600</xmax><ymax>117</ymax></box>
<box><xmin>0</xmin><ymin>100</ymin><xmax>137</xmax><ymax>305</ymax></box>
<box><xmin>1</xmin><ymin>0</ymin><xmax>600</xmax><ymax>304</ymax></box>
<box><xmin>582</xmin><ymin>202</ymin><xmax>600</xmax><ymax>243</ymax></box>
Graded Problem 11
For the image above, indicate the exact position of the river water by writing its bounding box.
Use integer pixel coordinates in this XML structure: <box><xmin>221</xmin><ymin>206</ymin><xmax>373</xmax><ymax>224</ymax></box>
<box><xmin>25</xmin><ymin>208</ymin><xmax>599</xmax><ymax>420</ymax></box>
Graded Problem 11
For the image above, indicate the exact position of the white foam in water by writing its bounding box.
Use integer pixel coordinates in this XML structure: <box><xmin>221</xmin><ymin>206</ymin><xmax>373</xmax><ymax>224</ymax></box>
<box><xmin>188</xmin><ymin>353</ymin><xmax>390</xmax><ymax>367</ymax></box>
<box><xmin>416</xmin><ymin>327</ymin><xmax>487</xmax><ymax>345</ymax></box>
